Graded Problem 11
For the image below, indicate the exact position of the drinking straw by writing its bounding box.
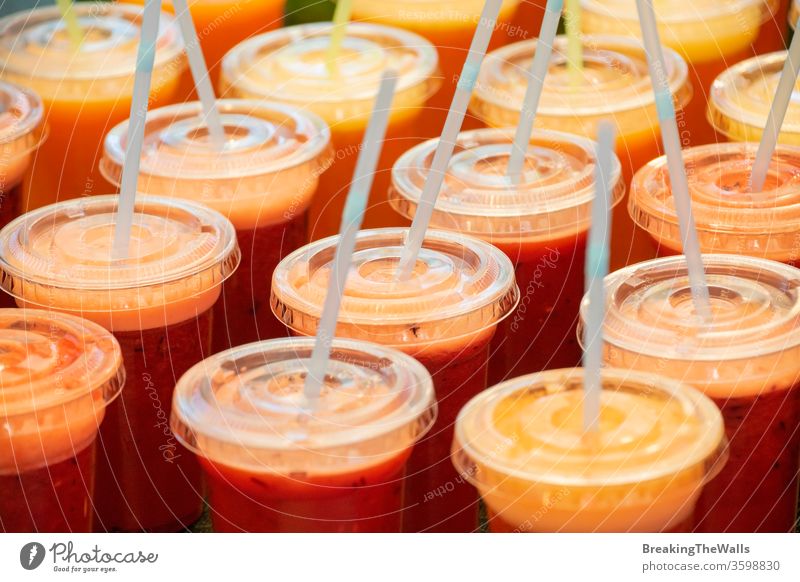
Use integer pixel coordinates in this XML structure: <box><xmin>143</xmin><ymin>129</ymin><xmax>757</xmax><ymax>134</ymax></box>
<box><xmin>396</xmin><ymin>0</ymin><xmax>503</xmax><ymax>280</ymax></box>
<box><xmin>303</xmin><ymin>70</ymin><xmax>398</xmax><ymax>402</ymax></box>
<box><xmin>582</xmin><ymin>121</ymin><xmax>615</xmax><ymax>434</ymax></box>
<box><xmin>750</xmin><ymin>16</ymin><xmax>800</xmax><ymax>192</ymax></box>
<box><xmin>325</xmin><ymin>0</ymin><xmax>353</xmax><ymax>75</ymax></box>
<box><xmin>506</xmin><ymin>0</ymin><xmax>563</xmax><ymax>184</ymax></box>
<box><xmin>56</xmin><ymin>0</ymin><xmax>83</xmax><ymax>49</ymax></box>
<box><xmin>565</xmin><ymin>0</ymin><xmax>584</xmax><ymax>87</ymax></box>
<box><xmin>172</xmin><ymin>0</ymin><xmax>226</xmax><ymax>149</ymax></box>
<box><xmin>636</xmin><ymin>0</ymin><xmax>711</xmax><ymax>321</ymax></box>
<box><xmin>112</xmin><ymin>0</ymin><xmax>162</xmax><ymax>260</ymax></box>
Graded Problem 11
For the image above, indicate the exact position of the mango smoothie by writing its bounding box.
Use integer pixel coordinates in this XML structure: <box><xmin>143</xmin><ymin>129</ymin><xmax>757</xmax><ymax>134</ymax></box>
<box><xmin>592</xmin><ymin>254</ymin><xmax>800</xmax><ymax>532</ymax></box>
<box><xmin>0</xmin><ymin>196</ymin><xmax>240</xmax><ymax>532</ymax></box>
<box><xmin>101</xmin><ymin>99</ymin><xmax>331</xmax><ymax>352</ymax></box>
<box><xmin>271</xmin><ymin>228</ymin><xmax>519</xmax><ymax>532</ymax></box>
<box><xmin>580</xmin><ymin>0</ymin><xmax>776</xmax><ymax>145</ymax></box>
<box><xmin>470</xmin><ymin>35</ymin><xmax>690</xmax><ymax>270</ymax></box>
<box><xmin>0</xmin><ymin>309</ymin><xmax>124</xmax><ymax>533</ymax></box>
<box><xmin>0</xmin><ymin>3</ymin><xmax>186</xmax><ymax>211</ymax></box>
<box><xmin>220</xmin><ymin>23</ymin><xmax>440</xmax><ymax>239</ymax></box>
<box><xmin>453</xmin><ymin>368</ymin><xmax>726</xmax><ymax>532</ymax></box>
<box><xmin>172</xmin><ymin>337</ymin><xmax>436</xmax><ymax>532</ymax></box>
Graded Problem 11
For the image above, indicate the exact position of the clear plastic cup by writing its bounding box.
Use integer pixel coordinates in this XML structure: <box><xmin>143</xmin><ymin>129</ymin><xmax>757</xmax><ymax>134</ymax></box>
<box><xmin>580</xmin><ymin>0</ymin><xmax>777</xmax><ymax>145</ymax></box>
<box><xmin>171</xmin><ymin>337</ymin><xmax>437</xmax><ymax>532</ymax></box>
<box><xmin>271</xmin><ymin>227</ymin><xmax>519</xmax><ymax>532</ymax></box>
<box><xmin>391</xmin><ymin>128</ymin><xmax>624</xmax><ymax>384</ymax></box>
<box><xmin>0</xmin><ymin>308</ymin><xmax>124</xmax><ymax>532</ymax></box>
<box><xmin>101</xmin><ymin>99</ymin><xmax>332</xmax><ymax>352</ymax></box>
<box><xmin>470</xmin><ymin>35</ymin><xmax>690</xmax><ymax>270</ymax></box>
<box><xmin>630</xmin><ymin>142</ymin><xmax>800</xmax><ymax>265</ymax></box>
<box><xmin>453</xmin><ymin>367</ymin><xmax>727</xmax><ymax>532</ymax></box>
<box><xmin>709</xmin><ymin>51</ymin><xmax>800</xmax><ymax>144</ymax></box>
<box><xmin>585</xmin><ymin>254</ymin><xmax>800</xmax><ymax>532</ymax></box>
<box><xmin>220</xmin><ymin>22</ymin><xmax>440</xmax><ymax>239</ymax></box>
<box><xmin>0</xmin><ymin>3</ymin><xmax>186</xmax><ymax>210</ymax></box>
<box><xmin>0</xmin><ymin>195</ymin><xmax>239</xmax><ymax>532</ymax></box>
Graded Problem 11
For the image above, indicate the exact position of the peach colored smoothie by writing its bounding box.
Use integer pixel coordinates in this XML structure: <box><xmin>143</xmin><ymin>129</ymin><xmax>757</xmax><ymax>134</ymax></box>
<box><xmin>630</xmin><ymin>142</ymin><xmax>800</xmax><ymax>265</ymax></box>
<box><xmin>0</xmin><ymin>196</ymin><xmax>239</xmax><ymax>532</ymax></box>
<box><xmin>0</xmin><ymin>309</ymin><xmax>124</xmax><ymax>533</ymax></box>
<box><xmin>453</xmin><ymin>368</ymin><xmax>726</xmax><ymax>532</ymax></box>
<box><xmin>101</xmin><ymin>99</ymin><xmax>331</xmax><ymax>352</ymax></box>
<box><xmin>590</xmin><ymin>255</ymin><xmax>800</xmax><ymax>532</ymax></box>
<box><xmin>271</xmin><ymin>228</ymin><xmax>519</xmax><ymax>532</ymax></box>
<box><xmin>220</xmin><ymin>23</ymin><xmax>439</xmax><ymax>239</ymax></box>
<box><xmin>391</xmin><ymin>128</ymin><xmax>623</xmax><ymax>384</ymax></box>
<box><xmin>172</xmin><ymin>338</ymin><xmax>436</xmax><ymax>532</ymax></box>
<box><xmin>0</xmin><ymin>4</ymin><xmax>186</xmax><ymax>212</ymax></box>
<box><xmin>469</xmin><ymin>35</ymin><xmax>690</xmax><ymax>271</ymax></box>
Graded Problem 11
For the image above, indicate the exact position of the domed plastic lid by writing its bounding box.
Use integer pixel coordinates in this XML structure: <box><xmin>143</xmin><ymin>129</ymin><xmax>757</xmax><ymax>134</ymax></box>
<box><xmin>709</xmin><ymin>52</ymin><xmax>800</xmax><ymax>141</ymax></box>
<box><xmin>0</xmin><ymin>3</ymin><xmax>183</xmax><ymax>81</ymax></box>
<box><xmin>630</xmin><ymin>142</ymin><xmax>800</xmax><ymax>260</ymax></box>
<box><xmin>0</xmin><ymin>81</ymin><xmax>45</xmax><ymax>159</ymax></box>
<box><xmin>471</xmin><ymin>35</ymin><xmax>690</xmax><ymax>128</ymax></box>
<box><xmin>0</xmin><ymin>308</ymin><xmax>123</xmax><ymax>417</ymax></box>
<box><xmin>221</xmin><ymin>22</ymin><xmax>439</xmax><ymax>123</ymax></box>
<box><xmin>391</xmin><ymin>128</ymin><xmax>624</xmax><ymax>240</ymax></box>
<box><xmin>271</xmin><ymin>228</ymin><xmax>519</xmax><ymax>345</ymax></box>
<box><xmin>171</xmin><ymin>337</ymin><xmax>436</xmax><ymax>473</ymax></box>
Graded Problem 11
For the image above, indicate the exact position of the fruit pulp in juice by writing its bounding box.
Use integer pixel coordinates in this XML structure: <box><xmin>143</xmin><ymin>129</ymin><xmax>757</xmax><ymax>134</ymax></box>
<box><xmin>0</xmin><ymin>158</ymin><xmax>28</xmax><ymax>308</ymax></box>
<box><xmin>202</xmin><ymin>451</ymin><xmax>411</xmax><ymax>533</ymax></box>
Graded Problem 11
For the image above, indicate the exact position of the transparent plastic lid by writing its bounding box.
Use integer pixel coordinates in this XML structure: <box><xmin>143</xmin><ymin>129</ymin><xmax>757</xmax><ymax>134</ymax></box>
<box><xmin>220</xmin><ymin>22</ymin><xmax>439</xmax><ymax>125</ymax></box>
<box><xmin>391</xmin><ymin>128</ymin><xmax>624</xmax><ymax>241</ymax></box>
<box><xmin>453</xmin><ymin>367</ymin><xmax>725</xmax><ymax>490</ymax></box>
<box><xmin>271</xmin><ymin>228</ymin><xmax>519</xmax><ymax>345</ymax></box>
<box><xmin>630</xmin><ymin>142</ymin><xmax>800</xmax><ymax>260</ymax></box>
<box><xmin>0</xmin><ymin>81</ymin><xmax>45</xmax><ymax>159</ymax></box>
<box><xmin>471</xmin><ymin>35</ymin><xmax>691</xmax><ymax>133</ymax></box>
<box><xmin>709</xmin><ymin>52</ymin><xmax>800</xmax><ymax>142</ymax></box>
<box><xmin>171</xmin><ymin>337</ymin><xmax>437</xmax><ymax>473</ymax></box>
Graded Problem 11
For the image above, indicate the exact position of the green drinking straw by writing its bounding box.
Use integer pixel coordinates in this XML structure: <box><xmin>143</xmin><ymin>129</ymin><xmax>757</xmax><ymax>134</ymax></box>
<box><xmin>565</xmin><ymin>0</ymin><xmax>584</xmax><ymax>87</ymax></box>
<box><xmin>303</xmin><ymin>70</ymin><xmax>398</xmax><ymax>402</ymax></box>
<box><xmin>113</xmin><ymin>0</ymin><xmax>163</xmax><ymax>260</ymax></box>
<box><xmin>582</xmin><ymin>121</ymin><xmax>615</xmax><ymax>434</ymax></box>
<box><xmin>750</xmin><ymin>16</ymin><xmax>800</xmax><ymax>192</ymax></box>
<box><xmin>325</xmin><ymin>0</ymin><xmax>353</xmax><ymax>75</ymax></box>
<box><xmin>56</xmin><ymin>0</ymin><xmax>83</xmax><ymax>49</ymax></box>
<box><xmin>506</xmin><ymin>0</ymin><xmax>563</xmax><ymax>184</ymax></box>
<box><xmin>636</xmin><ymin>0</ymin><xmax>711</xmax><ymax>322</ymax></box>
<box><xmin>396</xmin><ymin>0</ymin><xmax>503</xmax><ymax>280</ymax></box>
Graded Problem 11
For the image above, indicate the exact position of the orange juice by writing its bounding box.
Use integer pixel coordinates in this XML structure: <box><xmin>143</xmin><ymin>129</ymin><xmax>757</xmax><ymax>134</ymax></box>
<box><xmin>0</xmin><ymin>4</ymin><xmax>186</xmax><ymax>211</ymax></box>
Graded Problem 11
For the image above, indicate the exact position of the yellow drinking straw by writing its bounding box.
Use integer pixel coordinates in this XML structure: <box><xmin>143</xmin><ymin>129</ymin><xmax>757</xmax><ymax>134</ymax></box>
<box><xmin>326</xmin><ymin>0</ymin><xmax>354</xmax><ymax>75</ymax></box>
<box><xmin>56</xmin><ymin>0</ymin><xmax>83</xmax><ymax>49</ymax></box>
<box><xmin>565</xmin><ymin>0</ymin><xmax>583</xmax><ymax>86</ymax></box>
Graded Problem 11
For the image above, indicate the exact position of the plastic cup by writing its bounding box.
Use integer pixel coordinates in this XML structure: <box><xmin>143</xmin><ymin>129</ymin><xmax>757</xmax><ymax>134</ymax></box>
<box><xmin>453</xmin><ymin>367</ymin><xmax>727</xmax><ymax>532</ymax></box>
<box><xmin>171</xmin><ymin>337</ymin><xmax>436</xmax><ymax>532</ymax></box>
<box><xmin>391</xmin><ymin>128</ymin><xmax>623</xmax><ymax>384</ymax></box>
<box><xmin>580</xmin><ymin>0</ymin><xmax>776</xmax><ymax>145</ymax></box>
<box><xmin>220</xmin><ymin>22</ymin><xmax>440</xmax><ymax>239</ymax></box>
<box><xmin>587</xmin><ymin>254</ymin><xmax>800</xmax><ymax>532</ymax></box>
<box><xmin>0</xmin><ymin>195</ymin><xmax>240</xmax><ymax>532</ymax></box>
<box><xmin>630</xmin><ymin>142</ymin><xmax>800</xmax><ymax>265</ymax></box>
<box><xmin>0</xmin><ymin>3</ymin><xmax>186</xmax><ymax>211</ymax></box>
<box><xmin>469</xmin><ymin>35</ymin><xmax>690</xmax><ymax>270</ymax></box>
<box><xmin>0</xmin><ymin>308</ymin><xmax>124</xmax><ymax>533</ymax></box>
<box><xmin>271</xmin><ymin>228</ymin><xmax>519</xmax><ymax>532</ymax></box>
<box><xmin>101</xmin><ymin>99</ymin><xmax>331</xmax><ymax>352</ymax></box>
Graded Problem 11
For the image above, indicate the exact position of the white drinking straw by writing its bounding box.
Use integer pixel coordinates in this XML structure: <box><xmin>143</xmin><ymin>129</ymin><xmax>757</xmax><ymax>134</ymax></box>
<box><xmin>582</xmin><ymin>121</ymin><xmax>615</xmax><ymax>434</ymax></box>
<box><xmin>172</xmin><ymin>0</ymin><xmax>226</xmax><ymax>149</ymax></box>
<box><xmin>506</xmin><ymin>0</ymin><xmax>563</xmax><ymax>183</ymax></box>
<box><xmin>303</xmin><ymin>71</ymin><xmax>398</xmax><ymax>402</ymax></box>
<box><xmin>636</xmin><ymin>0</ymin><xmax>711</xmax><ymax>321</ymax></box>
<box><xmin>750</xmin><ymin>16</ymin><xmax>800</xmax><ymax>192</ymax></box>
<box><xmin>113</xmin><ymin>0</ymin><xmax>162</xmax><ymax>260</ymax></box>
<box><xmin>396</xmin><ymin>0</ymin><xmax>503</xmax><ymax>279</ymax></box>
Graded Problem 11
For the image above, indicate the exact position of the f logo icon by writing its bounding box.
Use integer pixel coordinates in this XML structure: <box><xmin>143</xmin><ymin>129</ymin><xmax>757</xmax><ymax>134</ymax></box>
<box><xmin>19</xmin><ymin>542</ymin><xmax>45</xmax><ymax>570</ymax></box>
